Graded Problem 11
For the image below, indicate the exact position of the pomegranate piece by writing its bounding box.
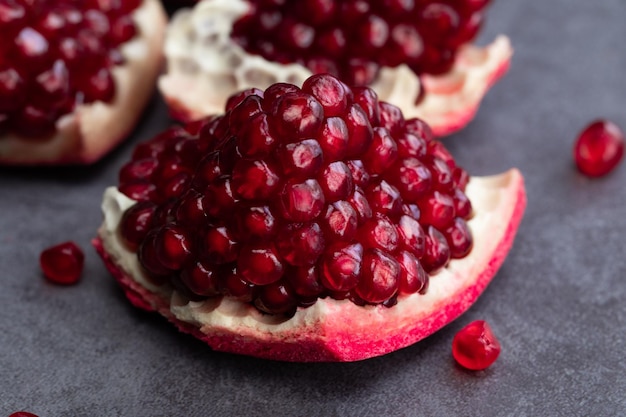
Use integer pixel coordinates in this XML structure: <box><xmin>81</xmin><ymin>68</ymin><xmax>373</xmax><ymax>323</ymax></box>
<box><xmin>9</xmin><ymin>412</ymin><xmax>39</xmax><ymax>417</ymax></box>
<box><xmin>452</xmin><ymin>320</ymin><xmax>501</xmax><ymax>370</ymax></box>
<box><xmin>40</xmin><ymin>241</ymin><xmax>85</xmax><ymax>285</ymax></box>
<box><xmin>573</xmin><ymin>119</ymin><xmax>625</xmax><ymax>177</ymax></box>
<box><xmin>95</xmin><ymin>74</ymin><xmax>527</xmax><ymax>362</ymax></box>
<box><xmin>0</xmin><ymin>0</ymin><xmax>167</xmax><ymax>165</ymax></box>
<box><xmin>159</xmin><ymin>0</ymin><xmax>513</xmax><ymax>137</ymax></box>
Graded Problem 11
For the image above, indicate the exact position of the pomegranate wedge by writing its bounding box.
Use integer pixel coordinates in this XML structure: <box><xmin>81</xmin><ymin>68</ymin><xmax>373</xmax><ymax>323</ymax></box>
<box><xmin>0</xmin><ymin>0</ymin><xmax>167</xmax><ymax>165</ymax></box>
<box><xmin>94</xmin><ymin>74</ymin><xmax>526</xmax><ymax>362</ymax></box>
<box><xmin>159</xmin><ymin>0</ymin><xmax>512</xmax><ymax>137</ymax></box>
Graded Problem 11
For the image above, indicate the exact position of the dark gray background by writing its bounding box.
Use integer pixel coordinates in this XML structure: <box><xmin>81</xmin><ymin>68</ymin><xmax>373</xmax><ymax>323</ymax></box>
<box><xmin>2</xmin><ymin>1</ymin><xmax>625</xmax><ymax>415</ymax></box>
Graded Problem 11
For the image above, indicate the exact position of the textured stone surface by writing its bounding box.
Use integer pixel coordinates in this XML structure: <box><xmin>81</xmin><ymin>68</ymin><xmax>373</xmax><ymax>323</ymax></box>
<box><xmin>1</xmin><ymin>1</ymin><xmax>626</xmax><ymax>415</ymax></box>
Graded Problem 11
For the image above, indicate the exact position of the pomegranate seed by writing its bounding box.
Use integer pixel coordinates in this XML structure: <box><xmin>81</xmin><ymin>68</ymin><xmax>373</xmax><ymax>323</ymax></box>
<box><xmin>422</xmin><ymin>225</ymin><xmax>451</xmax><ymax>273</ymax></box>
<box><xmin>154</xmin><ymin>225</ymin><xmax>194</xmax><ymax>270</ymax></box>
<box><xmin>180</xmin><ymin>261</ymin><xmax>220</xmax><ymax>297</ymax></box>
<box><xmin>302</xmin><ymin>73</ymin><xmax>350</xmax><ymax>117</ymax></box>
<box><xmin>396</xmin><ymin>250</ymin><xmax>428</xmax><ymax>295</ymax></box>
<box><xmin>279</xmin><ymin>138</ymin><xmax>324</xmax><ymax>178</ymax></box>
<box><xmin>276</xmin><ymin>222</ymin><xmax>325</xmax><ymax>266</ymax></box>
<box><xmin>320</xmin><ymin>242</ymin><xmax>363</xmax><ymax>292</ymax></box>
<box><xmin>444</xmin><ymin>217</ymin><xmax>473</xmax><ymax>258</ymax></box>
<box><xmin>118</xmin><ymin>74</ymin><xmax>474</xmax><ymax>315</ymax></box>
<box><xmin>221</xmin><ymin>267</ymin><xmax>256</xmax><ymax>302</ymax></box>
<box><xmin>355</xmin><ymin>248</ymin><xmax>400</xmax><ymax>303</ymax></box>
<box><xmin>40</xmin><ymin>241</ymin><xmax>85</xmax><ymax>285</ymax></box>
<box><xmin>573</xmin><ymin>119</ymin><xmax>625</xmax><ymax>177</ymax></box>
<box><xmin>319</xmin><ymin>161</ymin><xmax>353</xmax><ymax>202</ymax></box>
<box><xmin>238</xmin><ymin>244</ymin><xmax>285</xmax><ymax>285</ymax></box>
<box><xmin>271</xmin><ymin>91</ymin><xmax>324</xmax><ymax>138</ymax></box>
<box><xmin>254</xmin><ymin>280</ymin><xmax>298</xmax><ymax>315</ymax></box>
<box><xmin>119</xmin><ymin>201</ymin><xmax>157</xmax><ymax>251</ymax></box>
<box><xmin>322</xmin><ymin>200</ymin><xmax>358</xmax><ymax>240</ymax></box>
<box><xmin>279</xmin><ymin>179</ymin><xmax>326</xmax><ymax>222</ymax></box>
<box><xmin>452</xmin><ymin>320</ymin><xmax>501</xmax><ymax>370</ymax></box>
<box><xmin>0</xmin><ymin>67</ymin><xmax>26</xmax><ymax>112</ymax></box>
<box><xmin>363</xmin><ymin>127</ymin><xmax>399</xmax><ymax>174</ymax></box>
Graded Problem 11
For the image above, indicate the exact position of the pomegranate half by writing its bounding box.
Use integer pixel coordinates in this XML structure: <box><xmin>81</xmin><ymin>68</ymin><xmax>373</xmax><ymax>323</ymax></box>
<box><xmin>94</xmin><ymin>74</ymin><xmax>526</xmax><ymax>362</ymax></box>
<box><xmin>0</xmin><ymin>0</ymin><xmax>167</xmax><ymax>165</ymax></box>
<box><xmin>159</xmin><ymin>0</ymin><xmax>512</xmax><ymax>137</ymax></box>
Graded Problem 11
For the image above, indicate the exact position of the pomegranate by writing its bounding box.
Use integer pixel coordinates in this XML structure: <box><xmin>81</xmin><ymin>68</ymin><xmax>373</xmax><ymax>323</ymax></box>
<box><xmin>159</xmin><ymin>0</ymin><xmax>512</xmax><ymax>137</ymax></box>
<box><xmin>40</xmin><ymin>241</ymin><xmax>85</xmax><ymax>285</ymax></box>
<box><xmin>573</xmin><ymin>119</ymin><xmax>625</xmax><ymax>177</ymax></box>
<box><xmin>94</xmin><ymin>74</ymin><xmax>526</xmax><ymax>362</ymax></box>
<box><xmin>452</xmin><ymin>320</ymin><xmax>501</xmax><ymax>370</ymax></box>
<box><xmin>9</xmin><ymin>413</ymin><xmax>39</xmax><ymax>417</ymax></box>
<box><xmin>0</xmin><ymin>0</ymin><xmax>167</xmax><ymax>165</ymax></box>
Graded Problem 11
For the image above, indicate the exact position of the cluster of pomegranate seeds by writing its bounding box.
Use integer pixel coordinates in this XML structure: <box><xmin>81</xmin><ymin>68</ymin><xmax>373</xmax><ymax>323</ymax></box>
<box><xmin>573</xmin><ymin>119</ymin><xmax>625</xmax><ymax>177</ymax></box>
<box><xmin>231</xmin><ymin>0</ymin><xmax>492</xmax><ymax>86</ymax></box>
<box><xmin>39</xmin><ymin>241</ymin><xmax>85</xmax><ymax>285</ymax></box>
<box><xmin>117</xmin><ymin>74</ymin><xmax>474</xmax><ymax>316</ymax></box>
<box><xmin>0</xmin><ymin>0</ymin><xmax>142</xmax><ymax>138</ymax></box>
<box><xmin>452</xmin><ymin>320</ymin><xmax>501</xmax><ymax>370</ymax></box>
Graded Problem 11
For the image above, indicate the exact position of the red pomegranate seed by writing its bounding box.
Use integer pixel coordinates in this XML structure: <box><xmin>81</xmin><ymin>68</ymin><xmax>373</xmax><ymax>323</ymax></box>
<box><xmin>276</xmin><ymin>222</ymin><xmax>325</xmax><ymax>266</ymax></box>
<box><xmin>396</xmin><ymin>250</ymin><xmax>428</xmax><ymax>295</ymax></box>
<box><xmin>421</xmin><ymin>225</ymin><xmax>451</xmax><ymax>273</ymax></box>
<box><xmin>279</xmin><ymin>138</ymin><xmax>324</xmax><ymax>178</ymax></box>
<box><xmin>320</xmin><ymin>242</ymin><xmax>363</xmax><ymax>292</ymax></box>
<box><xmin>452</xmin><ymin>320</ymin><xmax>501</xmax><ymax>370</ymax></box>
<box><xmin>179</xmin><ymin>261</ymin><xmax>220</xmax><ymax>297</ymax></box>
<box><xmin>355</xmin><ymin>248</ymin><xmax>400</xmax><ymax>303</ymax></box>
<box><xmin>280</xmin><ymin>179</ymin><xmax>326</xmax><ymax>222</ymax></box>
<box><xmin>119</xmin><ymin>201</ymin><xmax>157</xmax><ymax>251</ymax></box>
<box><xmin>238</xmin><ymin>243</ymin><xmax>285</xmax><ymax>285</ymax></box>
<box><xmin>254</xmin><ymin>280</ymin><xmax>298</xmax><ymax>315</ymax></box>
<box><xmin>288</xmin><ymin>265</ymin><xmax>325</xmax><ymax>299</ymax></box>
<box><xmin>573</xmin><ymin>119</ymin><xmax>625</xmax><ymax>177</ymax></box>
<box><xmin>154</xmin><ymin>225</ymin><xmax>194</xmax><ymax>270</ymax></box>
<box><xmin>40</xmin><ymin>241</ymin><xmax>85</xmax><ymax>285</ymax></box>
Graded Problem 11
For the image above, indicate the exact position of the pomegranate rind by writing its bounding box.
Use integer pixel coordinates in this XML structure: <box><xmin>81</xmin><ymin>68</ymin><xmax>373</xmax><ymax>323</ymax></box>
<box><xmin>0</xmin><ymin>0</ymin><xmax>167</xmax><ymax>166</ymax></box>
<box><xmin>94</xmin><ymin>169</ymin><xmax>526</xmax><ymax>362</ymax></box>
<box><xmin>158</xmin><ymin>0</ymin><xmax>512</xmax><ymax>137</ymax></box>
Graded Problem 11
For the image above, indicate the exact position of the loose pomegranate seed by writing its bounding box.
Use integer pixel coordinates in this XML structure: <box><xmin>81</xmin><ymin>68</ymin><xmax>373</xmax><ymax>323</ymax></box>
<box><xmin>573</xmin><ymin>119</ymin><xmax>625</xmax><ymax>177</ymax></box>
<box><xmin>452</xmin><ymin>320</ymin><xmax>501</xmax><ymax>370</ymax></box>
<box><xmin>118</xmin><ymin>74</ymin><xmax>473</xmax><ymax>315</ymax></box>
<box><xmin>0</xmin><ymin>0</ymin><xmax>141</xmax><ymax>138</ymax></box>
<box><xmin>40</xmin><ymin>241</ymin><xmax>85</xmax><ymax>285</ymax></box>
<box><xmin>231</xmin><ymin>0</ymin><xmax>491</xmax><ymax>86</ymax></box>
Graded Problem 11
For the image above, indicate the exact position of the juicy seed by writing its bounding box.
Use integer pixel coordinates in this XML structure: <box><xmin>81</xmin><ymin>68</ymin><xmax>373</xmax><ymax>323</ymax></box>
<box><xmin>120</xmin><ymin>73</ymin><xmax>474</xmax><ymax>315</ymax></box>
<box><xmin>40</xmin><ymin>241</ymin><xmax>85</xmax><ymax>285</ymax></box>
<box><xmin>0</xmin><ymin>0</ymin><xmax>141</xmax><ymax>138</ymax></box>
<box><xmin>573</xmin><ymin>119</ymin><xmax>625</xmax><ymax>177</ymax></box>
<box><xmin>452</xmin><ymin>320</ymin><xmax>501</xmax><ymax>370</ymax></box>
<box><xmin>231</xmin><ymin>0</ymin><xmax>491</xmax><ymax>86</ymax></box>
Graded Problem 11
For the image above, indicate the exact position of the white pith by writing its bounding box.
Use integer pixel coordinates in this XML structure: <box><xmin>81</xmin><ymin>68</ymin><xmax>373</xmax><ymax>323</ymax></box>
<box><xmin>158</xmin><ymin>0</ymin><xmax>512</xmax><ymax>136</ymax></box>
<box><xmin>98</xmin><ymin>169</ymin><xmax>524</xmax><ymax>336</ymax></box>
<box><xmin>0</xmin><ymin>0</ymin><xmax>167</xmax><ymax>165</ymax></box>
